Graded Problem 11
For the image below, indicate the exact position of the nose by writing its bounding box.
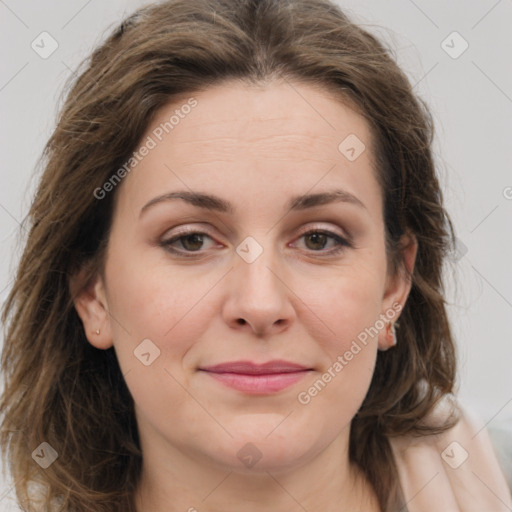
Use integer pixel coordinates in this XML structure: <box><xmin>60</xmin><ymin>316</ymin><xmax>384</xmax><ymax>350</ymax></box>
<box><xmin>221</xmin><ymin>244</ymin><xmax>295</xmax><ymax>337</ymax></box>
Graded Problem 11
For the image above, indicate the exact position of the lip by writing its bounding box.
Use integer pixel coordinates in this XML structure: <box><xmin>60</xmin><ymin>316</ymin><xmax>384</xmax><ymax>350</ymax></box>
<box><xmin>199</xmin><ymin>360</ymin><xmax>313</xmax><ymax>394</ymax></box>
<box><xmin>201</xmin><ymin>360</ymin><xmax>311</xmax><ymax>374</ymax></box>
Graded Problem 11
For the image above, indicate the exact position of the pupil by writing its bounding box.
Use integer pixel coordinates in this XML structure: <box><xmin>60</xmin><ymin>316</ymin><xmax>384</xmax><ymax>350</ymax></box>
<box><xmin>307</xmin><ymin>233</ymin><xmax>326</xmax><ymax>250</ymax></box>
<box><xmin>183</xmin><ymin>234</ymin><xmax>203</xmax><ymax>251</ymax></box>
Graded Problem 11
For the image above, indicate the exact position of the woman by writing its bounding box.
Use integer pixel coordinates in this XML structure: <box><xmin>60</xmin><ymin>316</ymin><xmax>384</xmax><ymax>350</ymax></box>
<box><xmin>1</xmin><ymin>0</ymin><xmax>510</xmax><ymax>511</ymax></box>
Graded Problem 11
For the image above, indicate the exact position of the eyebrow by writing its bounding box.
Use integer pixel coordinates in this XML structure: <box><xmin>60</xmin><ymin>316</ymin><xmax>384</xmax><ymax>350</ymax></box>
<box><xmin>139</xmin><ymin>188</ymin><xmax>367</xmax><ymax>218</ymax></box>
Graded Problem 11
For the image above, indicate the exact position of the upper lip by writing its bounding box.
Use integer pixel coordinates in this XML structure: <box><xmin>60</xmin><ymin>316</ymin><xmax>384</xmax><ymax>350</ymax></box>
<box><xmin>200</xmin><ymin>360</ymin><xmax>311</xmax><ymax>375</ymax></box>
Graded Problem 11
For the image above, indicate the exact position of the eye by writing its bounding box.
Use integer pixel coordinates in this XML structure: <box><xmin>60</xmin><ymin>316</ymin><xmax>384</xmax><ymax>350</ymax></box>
<box><xmin>160</xmin><ymin>230</ymin><xmax>217</xmax><ymax>256</ymax></box>
<box><xmin>293</xmin><ymin>229</ymin><xmax>352</xmax><ymax>255</ymax></box>
<box><xmin>159</xmin><ymin>227</ymin><xmax>352</xmax><ymax>258</ymax></box>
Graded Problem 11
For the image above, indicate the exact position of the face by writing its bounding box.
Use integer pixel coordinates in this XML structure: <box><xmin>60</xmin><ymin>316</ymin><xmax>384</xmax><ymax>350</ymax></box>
<box><xmin>75</xmin><ymin>79</ymin><xmax>415</xmax><ymax>475</ymax></box>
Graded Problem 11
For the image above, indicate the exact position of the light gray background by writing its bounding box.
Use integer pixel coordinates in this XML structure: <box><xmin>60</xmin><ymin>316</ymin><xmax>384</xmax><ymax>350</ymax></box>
<box><xmin>1</xmin><ymin>0</ymin><xmax>511</xmax><ymax>507</ymax></box>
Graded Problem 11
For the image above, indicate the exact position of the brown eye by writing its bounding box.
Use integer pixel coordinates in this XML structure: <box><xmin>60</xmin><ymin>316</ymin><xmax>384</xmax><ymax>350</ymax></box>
<box><xmin>295</xmin><ymin>229</ymin><xmax>352</xmax><ymax>255</ymax></box>
<box><xmin>179</xmin><ymin>233</ymin><xmax>205</xmax><ymax>251</ymax></box>
<box><xmin>160</xmin><ymin>230</ymin><xmax>217</xmax><ymax>256</ymax></box>
<box><xmin>304</xmin><ymin>232</ymin><xmax>329</xmax><ymax>251</ymax></box>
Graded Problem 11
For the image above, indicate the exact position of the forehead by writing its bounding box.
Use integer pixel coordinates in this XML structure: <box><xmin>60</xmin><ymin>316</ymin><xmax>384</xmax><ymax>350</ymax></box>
<box><xmin>116</xmin><ymin>79</ymin><xmax>381</xmax><ymax>220</ymax></box>
<box><xmin>151</xmin><ymin>79</ymin><xmax>372</xmax><ymax>153</ymax></box>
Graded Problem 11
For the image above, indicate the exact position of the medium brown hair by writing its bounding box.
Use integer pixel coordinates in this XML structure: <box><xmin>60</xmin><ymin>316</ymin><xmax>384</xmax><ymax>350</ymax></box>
<box><xmin>1</xmin><ymin>0</ymin><xmax>458</xmax><ymax>510</ymax></box>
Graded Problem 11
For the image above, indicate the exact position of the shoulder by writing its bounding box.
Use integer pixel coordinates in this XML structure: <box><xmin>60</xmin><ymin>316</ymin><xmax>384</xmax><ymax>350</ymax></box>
<box><xmin>388</xmin><ymin>397</ymin><xmax>512</xmax><ymax>512</ymax></box>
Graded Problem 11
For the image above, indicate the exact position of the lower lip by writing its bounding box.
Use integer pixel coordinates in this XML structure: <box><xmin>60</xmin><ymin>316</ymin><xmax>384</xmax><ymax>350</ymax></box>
<box><xmin>201</xmin><ymin>371</ymin><xmax>310</xmax><ymax>394</ymax></box>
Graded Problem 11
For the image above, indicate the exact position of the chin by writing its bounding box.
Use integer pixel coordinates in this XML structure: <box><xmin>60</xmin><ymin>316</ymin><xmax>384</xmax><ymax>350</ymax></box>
<box><xmin>198</xmin><ymin>417</ymin><xmax>325</xmax><ymax>474</ymax></box>
<box><xmin>214</xmin><ymin>441</ymin><xmax>314</xmax><ymax>475</ymax></box>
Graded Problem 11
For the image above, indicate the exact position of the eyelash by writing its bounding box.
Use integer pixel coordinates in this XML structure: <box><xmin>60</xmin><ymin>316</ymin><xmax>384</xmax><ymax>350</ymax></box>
<box><xmin>159</xmin><ymin>227</ymin><xmax>353</xmax><ymax>258</ymax></box>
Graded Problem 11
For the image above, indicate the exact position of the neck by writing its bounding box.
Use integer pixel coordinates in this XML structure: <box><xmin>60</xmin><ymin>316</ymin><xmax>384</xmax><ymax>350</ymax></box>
<box><xmin>133</xmin><ymin>428</ymin><xmax>380</xmax><ymax>512</ymax></box>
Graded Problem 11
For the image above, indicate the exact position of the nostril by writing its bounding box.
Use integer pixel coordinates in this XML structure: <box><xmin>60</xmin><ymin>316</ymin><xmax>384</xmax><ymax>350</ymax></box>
<box><xmin>237</xmin><ymin>319</ymin><xmax>246</xmax><ymax>325</ymax></box>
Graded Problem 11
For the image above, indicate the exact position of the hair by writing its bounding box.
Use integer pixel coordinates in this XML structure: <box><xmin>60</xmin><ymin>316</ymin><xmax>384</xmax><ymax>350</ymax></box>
<box><xmin>0</xmin><ymin>0</ymin><xmax>459</xmax><ymax>510</ymax></box>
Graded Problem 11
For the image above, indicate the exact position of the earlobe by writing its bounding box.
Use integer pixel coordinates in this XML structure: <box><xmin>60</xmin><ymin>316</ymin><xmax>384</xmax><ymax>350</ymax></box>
<box><xmin>378</xmin><ymin>319</ymin><xmax>399</xmax><ymax>351</ymax></box>
<box><xmin>70</xmin><ymin>271</ymin><xmax>113</xmax><ymax>350</ymax></box>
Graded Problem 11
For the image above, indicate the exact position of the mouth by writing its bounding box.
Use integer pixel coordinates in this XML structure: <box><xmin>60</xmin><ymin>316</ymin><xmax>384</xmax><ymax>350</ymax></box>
<box><xmin>198</xmin><ymin>360</ymin><xmax>314</xmax><ymax>394</ymax></box>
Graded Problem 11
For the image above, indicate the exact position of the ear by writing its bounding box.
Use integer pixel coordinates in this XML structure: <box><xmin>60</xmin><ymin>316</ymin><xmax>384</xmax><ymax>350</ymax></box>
<box><xmin>378</xmin><ymin>232</ymin><xmax>418</xmax><ymax>350</ymax></box>
<box><xmin>69</xmin><ymin>268</ymin><xmax>114</xmax><ymax>350</ymax></box>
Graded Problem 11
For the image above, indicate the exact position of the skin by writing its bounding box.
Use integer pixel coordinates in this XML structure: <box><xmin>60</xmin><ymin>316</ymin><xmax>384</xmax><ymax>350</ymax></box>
<box><xmin>73</xmin><ymin>79</ymin><xmax>417</xmax><ymax>512</ymax></box>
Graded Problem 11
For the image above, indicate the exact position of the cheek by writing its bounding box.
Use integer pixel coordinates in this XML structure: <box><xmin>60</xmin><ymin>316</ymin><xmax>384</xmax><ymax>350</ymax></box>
<box><xmin>296</xmin><ymin>256</ymin><xmax>387</xmax><ymax>357</ymax></box>
<box><xmin>104</xmin><ymin>249</ymin><xmax>218</xmax><ymax>374</ymax></box>
<box><xmin>104</xmin><ymin>258</ymin><xmax>217</xmax><ymax>435</ymax></box>
<box><xmin>289</xmin><ymin>253</ymin><xmax>386</xmax><ymax>414</ymax></box>
<box><xmin>293</xmin><ymin>274</ymin><xmax>381</xmax><ymax>431</ymax></box>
